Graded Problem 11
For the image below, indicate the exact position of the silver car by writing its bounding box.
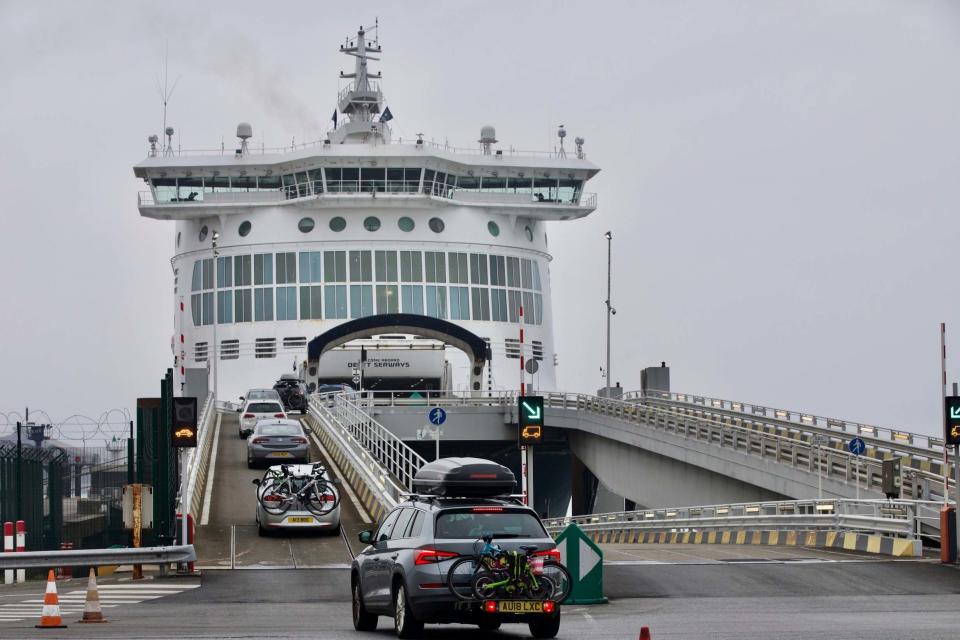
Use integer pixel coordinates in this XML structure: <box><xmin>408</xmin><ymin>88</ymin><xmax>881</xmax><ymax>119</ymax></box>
<box><xmin>253</xmin><ymin>463</ymin><xmax>341</xmax><ymax>536</ymax></box>
<box><xmin>239</xmin><ymin>399</ymin><xmax>286</xmax><ymax>439</ymax></box>
<box><xmin>246</xmin><ymin>419</ymin><xmax>310</xmax><ymax>467</ymax></box>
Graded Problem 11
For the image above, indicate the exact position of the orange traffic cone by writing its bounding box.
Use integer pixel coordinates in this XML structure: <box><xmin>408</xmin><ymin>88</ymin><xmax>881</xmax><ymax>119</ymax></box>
<box><xmin>78</xmin><ymin>567</ymin><xmax>108</xmax><ymax>623</ymax></box>
<box><xmin>35</xmin><ymin>569</ymin><xmax>67</xmax><ymax>628</ymax></box>
<box><xmin>639</xmin><ymin>627</ymin><xmax>652</xmax><ymax>639</ymax></box>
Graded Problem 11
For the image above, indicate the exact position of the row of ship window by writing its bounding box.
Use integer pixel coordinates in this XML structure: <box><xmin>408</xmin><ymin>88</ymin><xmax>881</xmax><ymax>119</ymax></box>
<box><xmin>192</xmin><ymin>337</ymin><xmax>544</xmax><ymax>363</ymax></box>
<box><xmin>152</xmin><ymin>167</ymin><xmax>583</xmax><ymax>205</ymax></box>
<box><xmin>183</xmin><ymin>217</ymin><xmax>528</xmax><ymax>245</ymax></box>
<box><xmin>190</xmin><ymin>285</ymin><xmax>544</xmax><ymax>326</ymax></box>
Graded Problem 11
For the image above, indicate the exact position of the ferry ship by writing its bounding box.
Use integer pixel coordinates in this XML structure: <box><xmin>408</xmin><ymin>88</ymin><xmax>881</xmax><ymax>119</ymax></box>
<box><xmin>133</xmin><ymin>24</ymin><xmax>599</xmax><ymax>401</ymax></box>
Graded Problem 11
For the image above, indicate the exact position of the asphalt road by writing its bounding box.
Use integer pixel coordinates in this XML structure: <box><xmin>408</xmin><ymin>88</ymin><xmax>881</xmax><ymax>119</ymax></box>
<box><xmin>195</xmin><ymin>412</ymin><xmax>371</xmax><ymax>569</ymax></box>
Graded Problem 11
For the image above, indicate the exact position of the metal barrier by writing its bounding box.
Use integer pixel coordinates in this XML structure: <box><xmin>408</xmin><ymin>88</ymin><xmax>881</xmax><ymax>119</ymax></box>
<box><xmin>0</xmin><ymin>544</ymin><xmax>196</xmax><ymax>570</ymax></box>
<box><xmin>178</xmin><ymin>394</ymin><xmax>215</xmax><ymax>520</ymax></box>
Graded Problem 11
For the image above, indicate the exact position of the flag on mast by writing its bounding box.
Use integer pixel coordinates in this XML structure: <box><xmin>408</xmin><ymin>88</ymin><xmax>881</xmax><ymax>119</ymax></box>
<box><xmin>380</xmin><ymin>106</ymin><xmax>394</xmax><ymax>122</ymax></box>
<box><xmin>331</xmin><ymin>109</ymin><xmax>338</xmax><ymax>127</ymax></box>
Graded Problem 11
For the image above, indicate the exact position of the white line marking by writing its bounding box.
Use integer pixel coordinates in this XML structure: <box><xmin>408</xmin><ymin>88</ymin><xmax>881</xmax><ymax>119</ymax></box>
<box><xmin>307</xmin><ymin>427</ymin><xmax>372</xmax><ymax>524</ymax></box>
<box><xmin>200</xmin><ymin>413</ymin><xmax>223</xmax><ymax>526</ymax></box>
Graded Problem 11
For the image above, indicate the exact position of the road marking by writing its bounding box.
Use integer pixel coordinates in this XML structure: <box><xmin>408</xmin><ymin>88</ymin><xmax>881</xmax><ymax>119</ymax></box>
<box><xmin>306</xmin><ymin>426</ymin><xmax>372</xmax><ymax>524</ymax></box>
<box><xmin>200</xmin><ymin>412</ymin><xmax>223</xmax><ymax>526</ymax></box>
<box><xmin>0</xmin><ymin>581</ymin><xmax>199</xmax><ymax>622</ymax></box>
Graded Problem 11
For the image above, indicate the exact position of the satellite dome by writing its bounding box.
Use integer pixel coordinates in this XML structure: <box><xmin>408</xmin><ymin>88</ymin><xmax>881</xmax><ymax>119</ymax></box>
<box><xmin>479</xmin><ymin>125</ymin><xmax>497</xmax><ymax>144</ymax></box>
<box><xmin>236</xmin><ymin>122</ymin><xmax>253</xmax><ymax>140</ymax></box>
<box><xmin>165</xmin><ymin>126</ymin><xmax>175</xmax><ymax>136</ymax></box>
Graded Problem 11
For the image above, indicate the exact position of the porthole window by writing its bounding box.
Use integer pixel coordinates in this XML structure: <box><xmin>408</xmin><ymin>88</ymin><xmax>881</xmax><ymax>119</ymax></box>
<box><xmin>329</xmin><ymin>217</ymin><xmax>346</xmax><ymax>232</ymax></box>
<box><xmin>487</xmin><ymin>221</ymin><xmax>500</xmax><ymax>237</ymax></box>
<box><xmin>238</xmin><ymin>221</ymin><xmax>252</xmax><ymax>237</ymax></box>
<box><xmin>199</xmin><ymin>225</ymin><xmax>208</xmax><ymax>242</ymax></box>
<box><xmin>298</xmin><ymin>217</ymin><xmax>315</xmax><ymax>233</ymax></box>
<box><xmin>398</xmin><ymin>216</ymin><xmax>415</xmax><ymax>232</ymax></box>
<box><xmin>363</xmin><ymin>216</ymin><xmax>381</xmax><ymax>232</ymax></box>
<box><xmin>524</xmin><ymin>225</ymin><xmax>534</xmax><ymax>242</ymax></box>
<box><xmin>428</xmin><ymin>217</ymin><xmax>445</xmax><ymax>233</ymax></box>
<box><xmin>176</xmin><ymin>231</ymin><xmax>181</xmax><ymax>248</ymax></box>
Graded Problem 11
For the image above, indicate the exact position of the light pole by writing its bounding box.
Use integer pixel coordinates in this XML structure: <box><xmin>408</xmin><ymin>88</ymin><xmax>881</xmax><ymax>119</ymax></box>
<box><xmin>604</xmin><ymin>231</ymin><xmax>615</xmax><ymax>394</ymax></box>
<box><xmin>211</xmin><ymin>231</ymin><xmax>220</xmax><ymax>404</ymax></box>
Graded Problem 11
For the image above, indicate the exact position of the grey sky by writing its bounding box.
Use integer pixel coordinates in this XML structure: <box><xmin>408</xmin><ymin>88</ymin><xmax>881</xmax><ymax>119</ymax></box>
<box><xmin>1</xmin><ymin>1</ymin><xmax>958</xmax><ymax>439</ymax></box>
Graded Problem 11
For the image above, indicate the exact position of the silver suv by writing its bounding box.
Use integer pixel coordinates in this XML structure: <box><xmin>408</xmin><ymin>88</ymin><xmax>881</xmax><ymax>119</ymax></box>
<box><xmin>350</xmin><ymin>459</ymin><xmax>561</xmax><ymax>638</ymax></box>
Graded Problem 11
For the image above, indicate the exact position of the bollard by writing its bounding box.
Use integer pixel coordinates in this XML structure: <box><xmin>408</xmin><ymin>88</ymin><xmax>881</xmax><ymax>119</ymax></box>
<box><xmin>3</xmin><ymin>522</ymin><xmax>12</xmax><ymax>585</ymax></box>
<box><xmin>15</xmin><ymin>521</ymin><xmax>25</xmax><ymax>583</ymax></box>
<box><xmin>940</xmin><ymin>505</ymin><xmax>956</xmax><ymax>564</ymax></box>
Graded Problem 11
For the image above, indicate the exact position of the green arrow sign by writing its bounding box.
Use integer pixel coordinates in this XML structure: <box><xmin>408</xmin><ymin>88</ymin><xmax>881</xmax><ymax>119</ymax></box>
<box><xmin>522</xmin><ymin>401</ymin><xmax>541</xmax><ymax>421</ymax></box>
<box><xmin>946</xmin><ymin>396</ymin><xmax>960</xmax><ymax>445</ymax></box>
<box><xmin>951</xmin><ymin>407</ymin><xmax>960</xmax><ymax>420</ymax></box>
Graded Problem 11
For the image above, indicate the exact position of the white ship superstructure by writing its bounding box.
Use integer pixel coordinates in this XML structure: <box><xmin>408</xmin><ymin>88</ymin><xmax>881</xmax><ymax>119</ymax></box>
<box><xmin>133</xmin><ymin>24</ymin><xmax>599</xmax><ymax>398</ymax></box>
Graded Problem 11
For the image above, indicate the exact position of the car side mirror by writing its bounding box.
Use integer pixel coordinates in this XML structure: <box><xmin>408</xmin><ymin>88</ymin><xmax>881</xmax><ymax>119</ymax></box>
<box><xmin>358</xmin><ymin>530</ymin><xmax>373</xmax><ymax>544</ymax></box>
<box><xmin>251</xmin><ymin>479</ymin><xmax>261</xmax><ymax>486</ymax></box>
<box><xmin>239</xmin><ymin>396</ymin><xmax>244</xmax><ymax>402</ymax></box>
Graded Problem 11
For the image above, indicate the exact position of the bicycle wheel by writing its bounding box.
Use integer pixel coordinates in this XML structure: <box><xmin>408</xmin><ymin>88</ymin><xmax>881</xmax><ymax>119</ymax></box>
<box><xmin>446</xmin><ymin>557</ymin><xmax>480</xmax><ymax>601</ymax></box>
<box><xmin>304</xmin><ymin>481</ymin><xmax>340</xmax><ymax>516</ymax></box>
<box><xmin>539</xmin><ymin>560</ymin><xmax>572</xmax><ymax>603</ymax></box>
<box><xmin>525</xmin><ymin>574</ymin><xmax>555</xmax><ymax>601</ymax></box>
<box><xmin>259</xmin><ymin>483</ymin><xmax>294</xmax><ymax>515</ymax></box>
<box><xmin>471</xmin><ymin>570</ymin><xmax>503</xmax><ymax>600</ymax></box>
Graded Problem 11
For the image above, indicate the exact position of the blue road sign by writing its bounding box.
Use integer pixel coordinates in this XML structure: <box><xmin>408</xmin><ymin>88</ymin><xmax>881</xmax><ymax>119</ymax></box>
<box><xmin>428</xmin><ymin>407</ymin><xmax>447</xmax><ymax>425</ymax></box>
<box><xmin>848</xmin><ymin>437</ymin><xmax>866</xmax><ymax>456</ymax></box>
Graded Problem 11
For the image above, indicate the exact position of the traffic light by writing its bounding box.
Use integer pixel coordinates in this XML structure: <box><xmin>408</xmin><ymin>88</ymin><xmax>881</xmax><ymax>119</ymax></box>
<box><xmin>518</xmin><ymin>396</ymin><xmax>544</xmax><ymax>447</ymax></box>
<box><xmin>171</xmin><ymin>396</ymin><xmax>198</xmax><ymax>448</ymax></box>
<box><xmin>946</xmin><ymin>396</ymin><xmax>960</xmax><ymax>446</ymax></box>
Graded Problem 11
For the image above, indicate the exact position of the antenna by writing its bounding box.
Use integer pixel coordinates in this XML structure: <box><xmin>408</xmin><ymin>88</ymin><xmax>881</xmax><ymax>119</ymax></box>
<box><xmin>157</xmin><ymin>42</ymin><xmax>181</xmax><ymax>155</ymax></box>
<box><xmin>557</xmin><ymin>124</ymin><xmax>567</xmax><ymax>158</ymax></box>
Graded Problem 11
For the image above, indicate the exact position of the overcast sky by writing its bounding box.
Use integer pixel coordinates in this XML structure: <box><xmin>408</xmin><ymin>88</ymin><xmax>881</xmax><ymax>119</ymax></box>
<box><xmin>1</xmin><ymin>0</ymin><xmax>958</xmax><ymax>439</ymax></box>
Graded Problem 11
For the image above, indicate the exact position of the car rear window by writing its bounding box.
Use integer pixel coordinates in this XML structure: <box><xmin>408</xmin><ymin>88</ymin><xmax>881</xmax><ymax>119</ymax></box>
<box><xmin>257</xmin><ymin>424</ymin><xmax>301</xmax><ymax>436</ymax></box>
<box><xmin>248</xmin><ymin>403</ymin><xmax>283</xmax><ymax>413</ymax></box>
<box><xmin>434</xmin><ymin>509</ymin><xmax>547</xmax><ymax>539</ymax></box>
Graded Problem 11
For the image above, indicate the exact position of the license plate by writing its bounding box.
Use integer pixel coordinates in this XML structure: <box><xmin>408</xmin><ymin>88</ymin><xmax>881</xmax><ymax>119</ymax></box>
<box><xmin>497</xmin><ymin>601</ymin><xmax>544</xmax><ymax>614</ymax></box>
<box><xmin>268</xmin><ymin>452</ymin><xmax>292</xmax><ymax>457</ymax></box>
<box><xmin>287</xmin><ymin>516</ymin><xmax>314</xmax><ymax>524</ymax></box>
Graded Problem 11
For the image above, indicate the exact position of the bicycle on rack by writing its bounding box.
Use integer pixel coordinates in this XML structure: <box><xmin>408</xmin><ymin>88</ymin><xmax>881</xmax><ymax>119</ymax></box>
<box><xmin>257</xmin><ymin>463</ymin><xmax>340</xmax><ymax>517</ymax></box>
<box><xmin>446</xmin><ymin>534</ymin><xmax>573</xmax><ymax>603</ymax></box>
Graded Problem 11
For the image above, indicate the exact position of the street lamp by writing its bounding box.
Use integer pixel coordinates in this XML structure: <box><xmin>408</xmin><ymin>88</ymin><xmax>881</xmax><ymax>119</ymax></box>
<box><xmin>604</xmin><ymin>231</ymin><xmax>615</xmax><ymax>395</ymax></box>
<box><xmin>211</xmin><ymin>230</ymin><xmax>220</xmax><ymax>404</ymax></box>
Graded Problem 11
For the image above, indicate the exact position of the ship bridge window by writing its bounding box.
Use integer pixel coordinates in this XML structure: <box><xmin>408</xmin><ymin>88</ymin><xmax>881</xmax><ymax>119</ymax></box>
<box><xmin>259</xmin><ymin>175</ymin><xmax>281</xmax><ymax>190</ymax></box>
<box><xmin>533</xmin><ymin>177</ymin><xmax>558</xmax><ymax>203</ymax></box>
<box><xmin>387</xmin><ymin>168</ymin><xmax>421</xmax><ymax>193</ymax></box>
<box><xmin>361</xmin><ymin>167</ymin><xmax>386</xmax><ymax>193</ymax></box>
<box><xmin>153</xmin><ymin>177</ymin><xmax>178</xmax><ymax>203</ymax></box>
<box><xmin>232</xmin><ymin>176</ymin><xmax>256</xmax><ymax>192</ymax></box>
<box><xmin>308</xmin><ymin>169</ymin><xmax>324</xmax><ymax>192</ymax></box>
<box><xmin>456</xmin><ymin>175</ymin><xmax>479</xmax><ymax>192</ymax></box>
<box><xmin>508</xmin><ymin>177</ymin><xmax>532</xmax><ymax>195</ymax></box>
<box><xmin>558</xmin><ymin>178</ymin><xmax>582</xmax><ymax>204</ymax></box>
<box><xmin>422</xmin><ymin>169</ymin><xmax>435</xmax><ymax>194</ymax></box>
<box><xmin>481</xmin><ymin>177</ymin><xmax>506</xmax><ymax>193</ymax></box>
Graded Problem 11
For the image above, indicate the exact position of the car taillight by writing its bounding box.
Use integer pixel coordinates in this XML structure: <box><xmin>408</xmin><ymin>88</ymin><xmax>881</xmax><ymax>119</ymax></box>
<box><xmin>252</xmin><ymin>437</ymin><xmax>269</xmax><ymax>444</ymax></box>
<box><xmin>414</xmin><ymin>548</ymin><xmax>458</xmax><ymax>565</ymax></box>
<box><xmin>263</xmin><ymin>494</ymin><xmax>282</xmax><ymax>503</ymax></box>
<box><xmin>274</xmin><ymin>413</ymin><xmax>285</xmax><ymax>418</ymax></box>
<box><xmin>243</xmin><ymin>413</ymin><xmax>255</xmax><ymax>419</ymax></box>
<box><xmin>534</xmin><ymin>548</ymin><xmax>561</xmax><ymax>563</ymax></box>
<box><xmin>321</xmin><ymin>493</ymin><xmax>335</xmax><ymax>502</ymax></box>
<box><xmin>543</xmin><ymin>600</ymin><xmax>555</xmax><ymax>614</ymax></box>
<box><xmin>483</xmin><ymin>600</ymin><xmax>497</xmax><ymax>613</ymax></box>
<box><xmin>290</xmin><ymin>437</ymin><xmax>307</xmax><ymax>444</ymax></box>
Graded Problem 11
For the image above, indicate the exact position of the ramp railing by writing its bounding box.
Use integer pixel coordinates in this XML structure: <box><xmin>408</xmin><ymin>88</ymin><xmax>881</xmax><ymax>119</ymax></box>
<box><xmin>179</xmin><ymin>393</ymin><xmax>216</xmax><ymax>519</ymax></box>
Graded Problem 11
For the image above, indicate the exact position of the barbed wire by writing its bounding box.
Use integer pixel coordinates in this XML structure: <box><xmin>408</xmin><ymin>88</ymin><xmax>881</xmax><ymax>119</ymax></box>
<box><xmin>0</xmin><ymin>407</ymin><xmax>134</xmax><ymax>443</ymax></box>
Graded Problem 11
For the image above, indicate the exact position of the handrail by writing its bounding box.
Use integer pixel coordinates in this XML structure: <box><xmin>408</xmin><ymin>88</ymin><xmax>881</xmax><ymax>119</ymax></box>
<box><xmin>543</xmin><ymin>498</ymin><xmax>943</xmax><ymax>543</ymax></box>
<box><xmin>632</xmin><ymin>390</ymin><xmax>946</xmax><ymax>457</ymax></box>
<box><xmin>0</xmin><ymin>545</ymin><xmax>196</xmax><ymax>570</ymax></box>
<box><xmin>179</xmin><ymin>393</ymin><xmax>215</xmax><ymax>519</ymax></box>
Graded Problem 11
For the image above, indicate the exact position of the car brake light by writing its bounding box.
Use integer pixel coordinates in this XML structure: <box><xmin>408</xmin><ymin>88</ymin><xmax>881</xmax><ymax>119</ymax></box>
<box><xmin>263</xmin><ymin>494</ymin><xmax>282</xmax><ymax>503</ymax></box>
<box><xmin>543</xmin><ymin>600</ymin><xmax>555</xmax><ymax>614</ymax></box>
<box><xmin>252</xmin><ymin>437</ymin><xmax>269</xmax><ymax>444</ymax></box>
<box><xmin>290</xmin><ymin>437</ymin><xmax>307</xmax><ymax>444</ymax></box>
<box><xmin>483</xmin><ymin>600</ymin><xmax>497</xmax><ymax>613</ymax></box>
<box><xmin>414</xmin><ymin>548</ymin><xmax>458</xmax><ymax>565</ymax></box>
<box><xmin>470</xmin><ymin>473</ymin><xmax>497</xmax><ymax>479</ymax></box>
<box><xmin>471</xmin><ymin>507</ymin><xmax>503</xmax><ymax>513</ymax></box>
<box><xmin>320</xmin><ymin>493</ymin><xmax>335</xmax><ymax>502</ymax></box>
<box><xmin>274</xmin><ymin>413</ymin><xmax>285</xmax><ymax>418</ymax></box>
<box><xmin>243</xmin><ymin>413</ymin><xmax>255</xmax><ymax>419</ymax></box>
<box><xmin>534</xmin><ymin>548</ymin><xmax>561</xmax><ymax>563</ymax></box>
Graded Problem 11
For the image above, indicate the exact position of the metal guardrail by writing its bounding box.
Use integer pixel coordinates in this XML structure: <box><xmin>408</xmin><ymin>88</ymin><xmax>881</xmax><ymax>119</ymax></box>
<box><xmin>0</xmin><ymin>545</ymin><xmax>196</xmax><ymax>570</ymax></box>
<box><xmin>179</xmin><ymin>394</ymin><xmax>215</xmax><ymax>519</ymax></box>
<box><xmin>542</xmin><ymin>499</ymin><xmax>942</xmax><ymax>542</ymax></box>
<box><xmin>357</xmin><ymin>389</ymin><xmax>946</xmax><ymax>501</ymax></box>
<box><xmin>631</xmin><ymin>390</ymin><xmax>945</xmax><ymax>454</ymax></box>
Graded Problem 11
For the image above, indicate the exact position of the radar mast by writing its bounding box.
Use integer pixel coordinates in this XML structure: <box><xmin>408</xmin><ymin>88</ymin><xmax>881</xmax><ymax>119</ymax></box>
<box><xmin>330</xmin><ymin>20</ymin><xmax>392</xmax><ymax>144</ymax></box>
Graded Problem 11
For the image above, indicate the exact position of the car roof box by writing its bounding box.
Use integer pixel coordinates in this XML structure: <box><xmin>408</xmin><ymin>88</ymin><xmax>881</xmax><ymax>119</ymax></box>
<box><xmin>413</xmin><ymin>457</ymin><xmax>516</xmax><ymax>497</ymax></box>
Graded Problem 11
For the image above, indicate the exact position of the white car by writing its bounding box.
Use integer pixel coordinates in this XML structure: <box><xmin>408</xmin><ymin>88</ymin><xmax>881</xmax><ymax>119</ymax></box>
<box><xmin>239</xmin><ymin>400</ymin><xmax>286</xmax><ymax>439</ymax></box>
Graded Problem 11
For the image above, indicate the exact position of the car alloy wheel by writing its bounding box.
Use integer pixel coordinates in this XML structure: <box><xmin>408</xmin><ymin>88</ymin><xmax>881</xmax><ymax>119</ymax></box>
<box><xmin>352</xmin><ymin>580</ymin><xmax>377</xmax><ymax>631</ymax></box>
<box><xmin>393</xmin><ymin>583</ymin><xmax>422</xmax><ymax>638</ymax></box>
